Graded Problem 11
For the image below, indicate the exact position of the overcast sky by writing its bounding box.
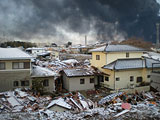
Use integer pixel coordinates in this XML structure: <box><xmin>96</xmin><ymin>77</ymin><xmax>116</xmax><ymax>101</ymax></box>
<box><xmin>0</xmin><ymin>0</ymin><xmax>160</xmax><ymax>45</ymax></box>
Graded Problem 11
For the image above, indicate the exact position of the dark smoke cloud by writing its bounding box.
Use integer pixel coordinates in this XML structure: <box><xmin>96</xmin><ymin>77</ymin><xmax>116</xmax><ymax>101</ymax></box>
<box><xmin>0</xmin><ymin>0</ymin><xmax>159</xmax><ymax>43</ymax></box>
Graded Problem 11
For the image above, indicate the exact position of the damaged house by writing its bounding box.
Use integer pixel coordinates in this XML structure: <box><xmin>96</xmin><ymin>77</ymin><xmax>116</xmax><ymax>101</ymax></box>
<box><xmin>62</xmin><ymin>68</ymin><xmax>95</xmax><ymax>91</ymax></box>
<box><xmin>31</xmin><ymin>65</ymin><xmax>59</xmax><ymax>93</ymax></box>
<box><xmin>0</xmin><ymin>48</ymin><xmax>33</xmax><ymax>92</ymax></box>
<box><xmin>90</xmin><ymin>44</ymin><xmax>160</xmax><ymax>92</ymax></box>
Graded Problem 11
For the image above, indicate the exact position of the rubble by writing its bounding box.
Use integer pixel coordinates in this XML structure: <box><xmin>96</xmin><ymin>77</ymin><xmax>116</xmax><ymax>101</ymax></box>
<box><xmin>0</xmin><ymin>88</ymin><xmax>159</xmax><ymax>120</ymax></box>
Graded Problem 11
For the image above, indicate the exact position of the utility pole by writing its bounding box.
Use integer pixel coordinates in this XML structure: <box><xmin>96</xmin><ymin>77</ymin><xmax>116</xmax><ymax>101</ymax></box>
<box><xmin>156</xmin><ymin>23</ymin><xmax>160</xmax><ymax>49</ymax></box>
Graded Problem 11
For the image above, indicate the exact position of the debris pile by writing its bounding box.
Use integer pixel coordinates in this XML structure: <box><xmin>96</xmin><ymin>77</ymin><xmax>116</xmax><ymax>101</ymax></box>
<box><xmin>47</xmin><ymin>92</ymin><xmax>95</xmax><ymax>113</ymax></box>
<box><xmin>0</xmin><ymin>89</ymin><xmax>159</xmax><ymax>120</ymax></box>
<box><xmin>0</xmin><ymin>88</ymin><xmax>52</xmax><ymax>113</ymax></box>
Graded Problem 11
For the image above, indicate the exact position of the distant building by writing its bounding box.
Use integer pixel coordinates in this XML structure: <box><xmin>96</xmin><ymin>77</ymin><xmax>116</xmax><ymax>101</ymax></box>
<box><xmin>0</xmin><ymin>48</ymin><xmax>33</xmax><ymax>92</ymax></box>
<box><xmin>26</xmin><ymin>47</ymin><xmax>46</xmax><ymax>57</ymax></box>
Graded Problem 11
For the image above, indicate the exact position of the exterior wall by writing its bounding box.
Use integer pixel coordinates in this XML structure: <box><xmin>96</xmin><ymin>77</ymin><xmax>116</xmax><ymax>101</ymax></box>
<box><xmin>63</xmin><ymin>74</ymin><xmax>95</xmax><ymax>91</ymax></box>
<box><xmin>90</xmin><ymin>52</ymin><xmax>106</xmax><ymax>69</ymax></box>
<box><xmin>63</xmin><ymin>74</ymin><xmax>70</xmax><ymax>90</ymax></box>
<box><xmin>102</xmin><ymin>68</ymin><xmax>152</xmax><ymax>90</ymax></box>
<box><xmin>150</xmin><ymin>72</ymin><xmax>160</xmax><ymax>91</ymax></box>
<box><xmin>115</xmin><ymin>69</ymin><xmax>143</xmax><ymax>90</ymax></box>
<box><xmin>0</xmin><ymin>59</ymin><xmax>31</xmax><ymax>92</ymax></box>
<box><xmin>0</xmin><ymin>59</ymin><xmax>31</xmax><ymax>70</ymax></box>
<box><xmin>90</xmin><ymin>51</ymin><xmax>143</xmax><ymax>68</ymax></box>
<box><xmin>106</xmin><ymin>52</ymin><xmax>143</xmax><ymax>64</ymax></box>
<box><xmin>102</xmin><ymin>69</ymin><xmax>115</xmax><ymax>89</ymax></box>
<box><xmin>0</xmin><ymin>70</ymin><xmax>31</xmax><ymax>92</ymax></box>
<box><xmin>32</xmin><ymin>77</ymin><xmax>55</xmax><ymax>93</ymax></box>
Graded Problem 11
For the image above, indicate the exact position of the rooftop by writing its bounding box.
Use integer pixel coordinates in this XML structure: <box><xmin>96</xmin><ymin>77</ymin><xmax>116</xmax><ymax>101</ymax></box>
<box><xmin>0</xmin><ymin>48</ymin><xmax>33</xmax><ymax>60</ymax></box>
<box><xmin>63</xmin><ymin>68</ymin><xmax>94</xmax><ymax>77</ymax></box>
<box><xmin>90</xmin><ymin>44</ymin><xmax>145</xmax><ymax>52</ymax></box>
<box><xmin>31</xmin><ymin>65</ymin><xmax>58</xmax><ymax>77</ymax></box>
<box><xmin>103</xmin><ymin>58</ymin><xmax>160</xmax><ymax>70</ymax></box>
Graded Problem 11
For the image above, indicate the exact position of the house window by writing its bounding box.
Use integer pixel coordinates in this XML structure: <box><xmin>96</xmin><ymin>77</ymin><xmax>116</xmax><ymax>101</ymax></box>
<box><xmin>80</xmin><ymin>79</ymin><xmax>85</xmax><ymax>84</ymax></box>
<box><xmin>126</xmin><ymin>52</ymin><xmax>129</xmax><ymax>58</ymax></box>
<box><xmin>21</xmin><ymin>81</ymin><xmax>29</xmax><ymax>86</ymax></box>
<box><xmin>130</xmin><ymin>76</ymin><xmax>134</xmax><ymax>82</ymax></box>
<box><xmin>0</xmin><ymin>62</ymin><xmax>5</xmax><ymax>70</ymax></box>
<box><xmin>12</xmin><ymin>62</ymin><xmax>24</xmax><ymax>69</ymax></box>
<box><xmin>137</xmin><ymin>77</ymin><xmax>143</xmax><ymax>83</ymax></box>
<box><xmin>105</xmin><ymin>77</ymin><xmax>109</xmax><ymax>81</ymax></box>
<box><xmin>147</xmin><ymin>75</ymin><xmax>150</xmax><ymax>78</ymax></box>
<box><xmin>96</xmin><ymin>55</ymin><xmax>100</xmax><ymax>60</ymax></box>
<box><xmin>43</xmin><ymin>79</ymin><xmax>49</xmax><ymax>86</ymax></box>
<box><xmin>13</xmin><ymin>81</ymin><xmax>19</xmax><ymax>87</ymax></box>
<box><xmin>116</xmin><ymin>77</ymin><xmax>120</xmax><ymax>81</ymax></box>
<box><xmin>90</xmin><ymin>78</ymin><xmax>94</xmax><ymax>83</ymax></box>
<box><xmin>24</xmin><ymin>62</ymin><xmax>30</xmax><ymax>69</ymax></box>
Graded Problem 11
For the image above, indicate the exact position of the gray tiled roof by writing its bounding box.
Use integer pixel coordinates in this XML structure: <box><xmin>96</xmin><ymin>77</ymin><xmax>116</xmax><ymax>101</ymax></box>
<box><xmin>146</xmin><ymin>58</ymin><xmax>160</xmax><ymax>68</ymax></box>
<box><xmin>90</xmin><ymin>44</ymin><xmax>145</xmax><ymax>52</ymax></box>
<box><xmin>105</xmin><ymin>45</ymin><xmax>144</xmax><ymax>52</ymax></box>
<box><xmin>103</xmin><ymin>58</ymin><xmax>160</xmax><ymax>70</ymax></box>
<box><xmin>63</xmin><ymin>68</ymin><xmax>94</xmax><ymax>77</ymax></box>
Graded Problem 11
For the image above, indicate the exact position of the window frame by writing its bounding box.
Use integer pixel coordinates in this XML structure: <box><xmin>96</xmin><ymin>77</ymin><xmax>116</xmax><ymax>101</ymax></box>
<box><xmin>80</xmin><ymin>78</ymin><xmax>85</xmax><ymax>84</ymax></box>
<box><xmin>96</xmin><ymin>55</ymin><xmax>100</xmax><ymax>60</ymax></box>
<box><xmin>21</xmin><ymin>80</ymin><xmax>29</xmax><ymax>86</ymax></box>
<box><xmin>90</xmin><ymin>78</ymin><xmax>94</xmax><ymax>83</ymax></box>
<box><xmin>116</xmin><ymin>77</ymin><xmax>120</xmax><ymax>81</ymax></box>
<box><xmin>0</xmin><ymin>62</ymin><xmax>5</xmax><ymax>70</ymax></box>
<box><xmin>126</xmin><ymin>52</ymin><xmax>129</xmax><ymax>58</ymax></box>
<box><xmin>12</xmin><ymin>62</ymin><xmax>24</xmax><ymax>69</ymax></box>
<box><xmin>43</xmin><ymin>79</ymin><xmax>49</xmax><ymax>86</ymax></box>
<box><xmin>130</xmin><ymin>76</ymin><xmax>134</xmax><ymax>82</ymax></box>
<box><xmin>105</xmin><ymin>76</ymin><xmax>109</xmax><ymax>81</ymax></box>
<box><xmin>13</xmin><ymin>81</ymin><xmax>19</xmax><ymax>87</ymax></box>
<box><xmin>147</xmin><ymin>75</ymin><xmax>150</xmax><ymax>78</ymax></box>
<box><xmin>137</xmin><ymin>77</ymin><xmax>143</xmax><ymax>83</ymax></box>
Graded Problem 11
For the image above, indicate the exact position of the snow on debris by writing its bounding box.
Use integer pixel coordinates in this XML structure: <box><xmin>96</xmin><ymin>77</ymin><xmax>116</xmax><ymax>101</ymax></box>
<box><xmin>99</xmin><ymin>92</ymin><xmax>124</xmax><ymax>105</ymax></box>
<box><xmin>31</xmin><ymin>65</ymin><xmax>58</xmax><ymax>77</ymax></box>
<box><xmin>0</xmin><ymin>89</ymin><xmax>160</xmax><ymax>119</ymax></box>
<box><xmin>7</xmin><ymin>96</ymin><xmax>21</xmax><ymax>107</ymax></box>
<box><xmin>62</xmin><ymin>59</ymin><xmax>78</xmax><ymax>64</ymax></box>
<box><xmin>47</xmin><ymin>97</ymin><xmax>72</xmax><ymax>110</ymax></box>
<box><xmin>63</xmin><ymin>68</ymin><xmax>94</xmax><ymax>77</ymax></box>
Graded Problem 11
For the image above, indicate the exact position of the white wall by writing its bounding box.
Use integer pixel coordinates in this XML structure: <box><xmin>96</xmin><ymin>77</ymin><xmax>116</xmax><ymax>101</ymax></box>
<box><xmin>63</xmin><ymin>74</ymin><xmax>95</xmax><ymax>91</ymax></box>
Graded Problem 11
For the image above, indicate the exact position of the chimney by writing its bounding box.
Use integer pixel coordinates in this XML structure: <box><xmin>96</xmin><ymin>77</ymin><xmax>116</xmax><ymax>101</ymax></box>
<box><xmin>156</xmin><ymin>23</ymin><xmax>160</xmax><ymax>49</ymax></box>
<box><xmin>85</xmin><ymin>35</ymin><xmax>87</xmax><ymax>46</ymax></box>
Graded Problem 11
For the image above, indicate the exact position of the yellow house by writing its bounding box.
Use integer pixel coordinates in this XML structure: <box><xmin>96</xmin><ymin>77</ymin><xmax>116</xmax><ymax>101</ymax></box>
<box><xmin>90</xmin><ymin>44</ymin><xmax>160</xmax><ymax>91</ymax></box>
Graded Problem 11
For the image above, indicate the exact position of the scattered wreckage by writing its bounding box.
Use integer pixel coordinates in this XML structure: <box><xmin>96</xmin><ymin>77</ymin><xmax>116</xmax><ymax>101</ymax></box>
<box><xmin>0</xmin><ymin>88</ymin><xmax>159</xmax><ymax>120</ymax></box>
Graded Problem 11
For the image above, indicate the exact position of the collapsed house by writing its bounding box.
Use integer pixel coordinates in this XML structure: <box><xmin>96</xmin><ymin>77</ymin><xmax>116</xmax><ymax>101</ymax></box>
<box><xmin>47</xmin><ymin>92</ymin><xmax>95</xmax><ymax>113</ymax></box>
<box><xmin>31</xmin><ymin>65</ymin><xmax>59</xmax><ymax>93</ymax></box>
